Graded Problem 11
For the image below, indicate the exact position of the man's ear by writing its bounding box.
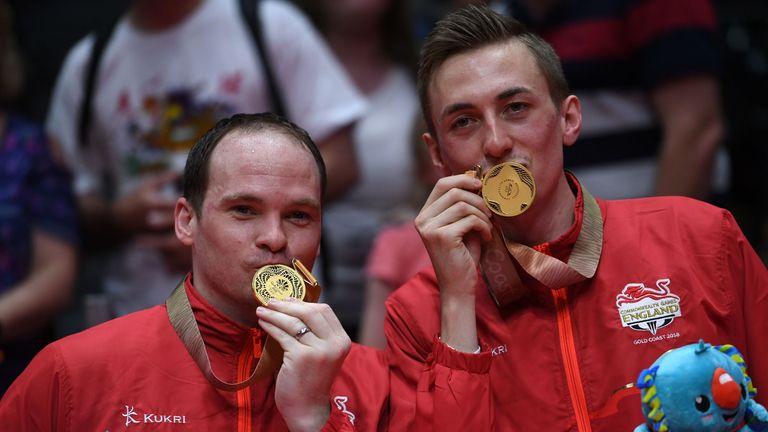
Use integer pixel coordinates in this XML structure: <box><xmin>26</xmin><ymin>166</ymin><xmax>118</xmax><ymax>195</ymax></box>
<box><xmin>424</xmin><ymin>132</ymin><xmax>452</xmax><ymax>177</ymax></box>
<box><xmin>560</xmin><ymin>95</ymin><xmax>582</xmax><ymax>147</ymax></box>
<box><xmin>175</xmin><ymin>197</ymin><xmax>196</xmax><ymax>247</ymax></box>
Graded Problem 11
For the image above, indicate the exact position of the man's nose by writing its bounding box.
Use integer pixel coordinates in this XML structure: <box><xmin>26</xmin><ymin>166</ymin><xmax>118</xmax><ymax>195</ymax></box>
<box><xmin>257</xmin><ymin>216</ymin><xmax>287</xmax><ymax>253</ymax></box>
<box><xmin>482</xmin><ymin>119</ymin><xmax>512</xmax><ymax>160</ymax></box>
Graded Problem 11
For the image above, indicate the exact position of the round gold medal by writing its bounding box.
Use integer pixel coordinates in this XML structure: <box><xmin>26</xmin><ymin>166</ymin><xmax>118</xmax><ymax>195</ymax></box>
<box><xmin>252</xmin><ymin>264</ymin><xmax>306</xmax><ymax>306</ymax></box>
<box><xmin>481</xmin><ymin>162</ymin><xmax>536</xmax><ymax>217</ymax></box>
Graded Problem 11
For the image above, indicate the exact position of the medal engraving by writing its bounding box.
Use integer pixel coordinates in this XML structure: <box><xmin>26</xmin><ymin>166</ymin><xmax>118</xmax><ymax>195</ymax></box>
<box><xmin>252</xmin><ymin>264</ymin><xmax>306</xmax><ymax>305</ymax></box>
<box><xmin>480</xmin><ymin>162</ymin><xmax>535</xmax><ymax>217</ymax></box>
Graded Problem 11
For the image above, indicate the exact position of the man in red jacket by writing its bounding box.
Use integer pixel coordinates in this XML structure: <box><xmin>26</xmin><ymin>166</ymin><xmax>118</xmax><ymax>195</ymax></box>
<box><xmin>385</xmin><ymin>5</ymin><xmax>768</xmax><ymax>431</ymax></box>
<box><xmin>0</xmin><ymin>113</ymin><xmax>388</xmax><ymax>431</ymax></box>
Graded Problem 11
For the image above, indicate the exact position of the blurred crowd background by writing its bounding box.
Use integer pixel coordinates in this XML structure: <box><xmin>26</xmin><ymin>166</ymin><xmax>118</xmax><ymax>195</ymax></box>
<box><xmin>1</xmin><ymin>0</ymin><xmax>766</xmax><ymax>393</ymax></box>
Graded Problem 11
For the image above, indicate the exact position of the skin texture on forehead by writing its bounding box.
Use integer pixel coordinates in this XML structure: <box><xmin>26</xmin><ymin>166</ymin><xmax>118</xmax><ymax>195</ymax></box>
<box><xmin>210</xmin><ymin>129</ymin><xmax>320</xmax><ymax>193</ymax></box>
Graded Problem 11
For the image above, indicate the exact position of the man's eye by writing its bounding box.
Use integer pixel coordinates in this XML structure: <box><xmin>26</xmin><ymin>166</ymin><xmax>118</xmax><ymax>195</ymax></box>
<box><xmin>504</xmin><ymin>102</ymin><xmax>527</xmax><ymax>114</ymax></box>
<box><xmin>289</xmin><ymin>211</ymin><xmax>311</xmax><ymax>222</ymax></box>
<box><xmin>233</xmin><ymin>206</ymin><xmax>255</xmax><ymax>215</ymax></box>
<box><xmin>451</xmin><ymin>116</ymin><xmax>474</xmax><ymax>130</ymax></box>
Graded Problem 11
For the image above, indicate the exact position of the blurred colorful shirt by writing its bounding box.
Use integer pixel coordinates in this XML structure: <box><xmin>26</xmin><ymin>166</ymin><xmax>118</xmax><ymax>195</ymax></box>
<box><xmin>0</xmin><ymin>114</ymin><xmax>78</xmax><ymax>293</ymax></box>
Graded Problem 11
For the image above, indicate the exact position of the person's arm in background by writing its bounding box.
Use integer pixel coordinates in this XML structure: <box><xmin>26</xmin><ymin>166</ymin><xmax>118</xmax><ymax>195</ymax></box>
<box><xmin>52</xmin><ymin>139</ymin><xmax>183</xmax><ymax>270</ymax></box>
<box><xmin>653</xmin><ymin>74</ymin><xmax>722</xmax><ymax>199</ymax></box>
<box><xmin>359</xmin><ymin>225</ymin><xmax>406</xmax><ymax>349</ymax></box>
<box><xmin>624</xmin><ymin>0</ymin><xmax>723</xmax><ymax>200</ymax></box>
<box><xmin>0</xmin><ymin>232</ymin><xmax>76</xmax><ymax>341</ymax></box>
<box><xmin>47</xmin><ymin>35</ymin><xmax>106</xmax><ymax>243</ymax></box>
<box><xmin>0</xmin><ymin>127</ymin><xmax>79</xmax><ymax>342</ymax></box>
<box><xmin>73</xmin><ymin>170</ymin><xmax>180</xmax><ymax>242</ymax></box>
<box><xmin>316</xmin><ymin>124</ymin><xmax>359</xmax><ymax>201</ymax></box>
<box><xmin>358</xmin><ymin>278</ymin><xmax>391</xmax><ymax>349</ymax></box>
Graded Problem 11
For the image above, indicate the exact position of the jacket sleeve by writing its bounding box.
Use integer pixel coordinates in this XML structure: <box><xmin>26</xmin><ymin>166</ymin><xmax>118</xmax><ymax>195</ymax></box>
<box><xmin>385</xmin><ymin>284</ymin><xmax>493</xmax><ymax>431</ymax></box>
<box><xmin>328</xmin><ymin>343</ymin><xmax>390</xmax><ymax>431</ymax></box>
<box><xmin>722</xmin><ymin>209</ymin><xmax>768</xmax><ymax>405</ymax></box>
<box><xmin>0</xmin><ymin>343</ymin><xmax>70</xmax><ymax>430</ymax></box>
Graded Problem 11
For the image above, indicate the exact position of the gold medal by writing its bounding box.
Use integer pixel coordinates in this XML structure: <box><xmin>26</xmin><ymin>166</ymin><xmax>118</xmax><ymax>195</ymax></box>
<box><xmin>252</xmin><ymin>264</ymin><xmax>306</xmax><ymax>305</ymax></box>
<box><xmin>467</xmin><ymin>162</ymin><xmax>536</xmax><ymax>217</ymax></box>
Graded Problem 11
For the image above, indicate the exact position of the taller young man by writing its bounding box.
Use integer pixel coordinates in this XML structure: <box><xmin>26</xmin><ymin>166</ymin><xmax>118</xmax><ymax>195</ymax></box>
<box><xmin>385</xmin><ymin>5</ymin><xmax>767</xmax><ymax>430</ymax></box>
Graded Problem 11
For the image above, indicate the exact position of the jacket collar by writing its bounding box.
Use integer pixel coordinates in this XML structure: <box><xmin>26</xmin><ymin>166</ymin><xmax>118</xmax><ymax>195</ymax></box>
<box><xmin>533</xmin><ymin>171</ymin><xmax>584</xmax><ymax>261</ymax></box>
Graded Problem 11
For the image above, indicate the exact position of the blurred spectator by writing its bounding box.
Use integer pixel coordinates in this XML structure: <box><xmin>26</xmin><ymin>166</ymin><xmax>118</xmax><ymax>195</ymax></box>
<box><xmin>715</xmin><ymin>0</ymin><xmax>768</xmax><ymax>262</ymax></box>
<box><xmin>501</xmin><ymin>0</ymin><xmax>725</xmax><ymax>200</ymax></box>
<box><xmin>358</xmin><ymin>116</ymin><xmax>441</xmax><ymax>348</ymax></box>
<box><xmin>46</xmin><ymin>0</ymin><xmax>366</xmax><ymax>318</ymax></box>
<box><xmin>0</xmin><ymin>0</ymin><xmax>78</xmax><ymax>393</ymax></box>
<box><xmin>294</xmin><ymin>0</ymin><xmax>420</xmax><ymax>337</ymax></box>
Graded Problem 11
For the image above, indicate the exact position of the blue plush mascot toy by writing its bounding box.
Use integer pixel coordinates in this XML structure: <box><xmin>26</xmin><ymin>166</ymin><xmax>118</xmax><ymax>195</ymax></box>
<box><xmin>635</xmin><ymin>340</ymin><xmax>768</xmax><ymax>431</ymax></box>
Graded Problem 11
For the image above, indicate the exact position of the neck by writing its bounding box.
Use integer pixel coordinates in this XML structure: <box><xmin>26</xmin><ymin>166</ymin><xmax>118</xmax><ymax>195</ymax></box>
<box><xmin>497</xmin><ymin>174</ymin><xmax>576</xmax><ymax>246</ymax></box>
<box><xmin>129</xmin><ymin>0</ymin><xmax>204</xmax><ymax>32</ymax></box>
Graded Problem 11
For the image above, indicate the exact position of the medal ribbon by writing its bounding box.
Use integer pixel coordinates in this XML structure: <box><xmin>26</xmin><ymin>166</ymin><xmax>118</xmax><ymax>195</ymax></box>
<box><xmin>166</xmin><ymin>271</ymin><xmax>321</xmax><ymax>391</ymax></box>
<box><xmin>482</xmin><ymin>182</ymin><xmax>603</xmax><ymax>306</ymax></box>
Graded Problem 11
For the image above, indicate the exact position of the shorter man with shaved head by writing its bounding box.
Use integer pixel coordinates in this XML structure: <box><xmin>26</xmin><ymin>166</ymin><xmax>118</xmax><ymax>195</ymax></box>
<box><xmin>0</xmin><ymin>113</ymin><xmax>388</xmax><ymax>431</ymax></box>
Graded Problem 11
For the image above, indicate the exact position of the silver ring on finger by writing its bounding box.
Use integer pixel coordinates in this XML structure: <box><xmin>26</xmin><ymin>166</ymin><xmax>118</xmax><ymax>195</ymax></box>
<box><xmin>295</xmin><ymin>326</ymin><xmax>311</xmax><ymax>340</ymax></box>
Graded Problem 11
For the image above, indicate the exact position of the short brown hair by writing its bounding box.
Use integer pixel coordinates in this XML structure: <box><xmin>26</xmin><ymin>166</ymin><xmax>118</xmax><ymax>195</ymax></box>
<box><xmin>417</xmin><ymin>4</ymin><xmax>569</xmax><ymax>136</ymax></box>
<box><xmin>183</xmin><ymin>112</ymin><xmax>326</xmax><ymax>216</ymax></box>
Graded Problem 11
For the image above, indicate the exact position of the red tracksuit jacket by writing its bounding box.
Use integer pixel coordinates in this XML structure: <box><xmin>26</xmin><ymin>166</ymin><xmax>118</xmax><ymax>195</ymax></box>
<box><xmin>386</xmin><ymin>186</ymin><xmax>768</xmax><ymax>431</ymax></box>
<box><xmin>0</xmin><ymin>279</ymin><xmax>389</xmax><ymax>431</ymax></box>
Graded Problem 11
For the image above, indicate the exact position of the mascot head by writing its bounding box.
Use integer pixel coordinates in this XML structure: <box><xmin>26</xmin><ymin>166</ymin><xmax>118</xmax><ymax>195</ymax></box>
<box><xmin>637</xmin><ymin>340</ymin><xmax>757</xmax><ymax>431</ymax></box>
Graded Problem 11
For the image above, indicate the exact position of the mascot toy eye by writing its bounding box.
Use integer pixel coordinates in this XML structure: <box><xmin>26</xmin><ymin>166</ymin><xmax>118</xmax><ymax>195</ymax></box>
<box><xmin>634</xmin><ymin>340</ymin><xmax>768</xmax><ymax>432</ymax></box>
